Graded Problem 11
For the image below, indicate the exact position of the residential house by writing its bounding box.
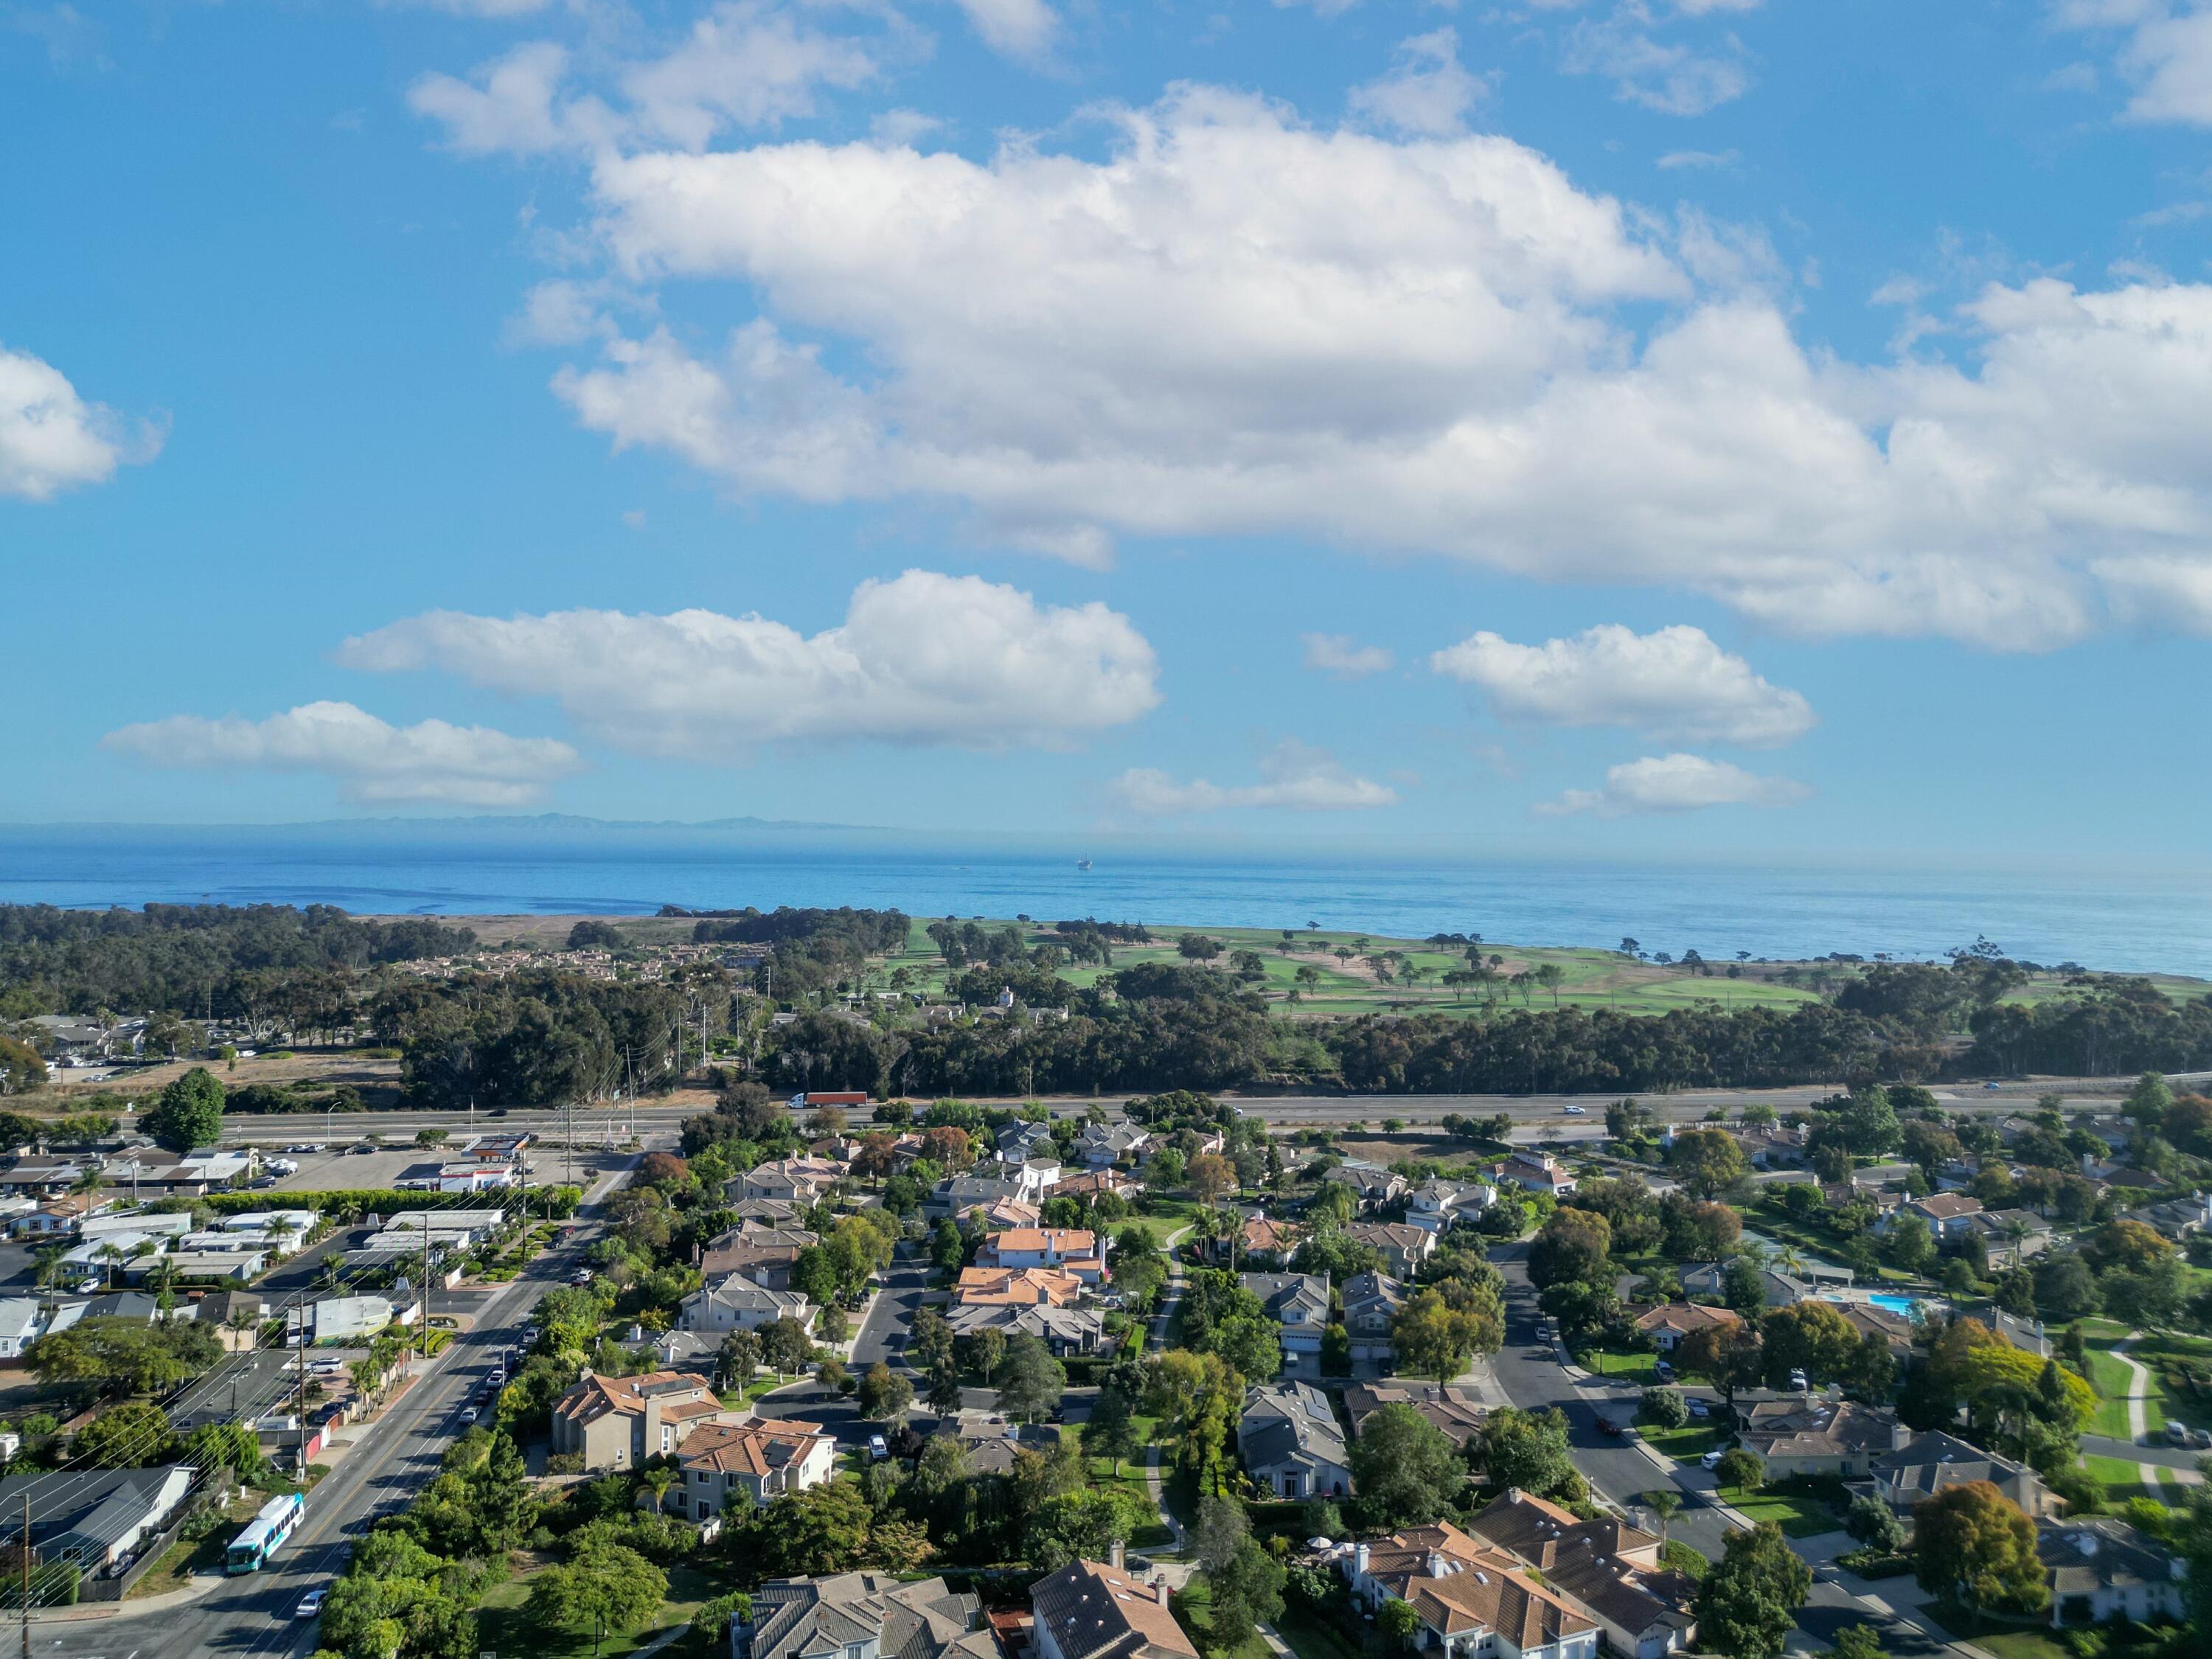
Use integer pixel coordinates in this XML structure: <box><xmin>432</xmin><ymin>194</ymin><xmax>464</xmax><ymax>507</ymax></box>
<box><xmin>995</xmin><ymin>1121</ymin><xmax>1058</xmax><ymax>1166</ymax></box>
<box><xmin>1736</xmin><ymin>1400</ymin><xmax>1909</xmax><ymax>1478</ymax></box>
<box><xmin>1731</xmin><ymin>1124</ymin><xmax>1809</xmax><ymax>1169</ymax></box>
<box><xmin>1342</xmin><ymin>1522</ymin><xmax>1601</xmax><ymax>1659</ymax></box>
<box><xmin>1010</xmin><ymin>1159</ymin><xmax>1064</xmax><ymax>1203</ymax></box>
<box><xmin>1231</xmin><ymin>1214</ymin><xmax>1300</xmax><ymax>1268</ymax></box>
<box><xmin>1031</xmin><ymin>1557</ymin><xmax>1197</xmax><ymax>1659</ymax></box>
<box><xmin>1406</xmin><ymin>1179</ymin><xmax>1495</xmax><ymax>1234</ymax></box>
<box><xmin>1344</xmin><ymin>1381</ymin><xmax>1487</xmax><ymax>1449</ymax></box>
<box><xmin>925</xmin><ymin>1175</ymin><xmax>1031</xmax><ymax>1222</ymax></box>
<box><xmin>699</xmin><ymin>1227</ymin><xmax>818</xmax><ymax>1290</ymax></box>
<box><xmin>1822</xmin><ymin>1186</ymin><xmax>1905</xmax><ymax>1225</ymax></box>
<box><xmin>1678</xmin><ymin>1262</ymin><xmax>1816</xmax><ymax>1304</ymax></box>
<box><xmin>1993</xmin><ymin>1311</ymin><xmax>2055</xmax><ymax>1358</ymax></box>
<box><xmin>675</xmin><ymin>1418</ymin><xmax>838</xmax><ymax>1520</ymax></box>
<box><xmin>978</xmin><ymin>1228</ymin><xmax>1107</xmax><ymax>1284</ymax></box>
<box><xmin>728</xmin><ymin>1198</ymin><xmax>807</xmax><ymax>1228</ymax></box>
<box><xmin>193</xmin><ymin>1291</ymin><xmax>266</xmax><ymax>1352</ymax></box>
<box><xmin>1493</xmin><ymin>1155</ymin><xmax>1577</xmax><ymax>1199</ymax></box>
<box><xmin>551</xmin><ymin>1370</ymin><xmax>740</xmax><ymax>1472</ymax></box>
<box><xmin>1342</xmin><ymin>1271</ymin><xmax>1407</xmax><ymax>1367</ymax></box>
<box><xmin>1872</xmin><ymin>1431</ymin><xmax>2059</xmax><ymax>1518</ymax></box>
<box><xmin>0</xmin><ymin>1159</ymin><xmax>92</xmax><ymax>1198</ymax></box>
<box><xmin>1239</xmin><ymin>1273</ymin><xmax>1330</xmax><ymax>1373</ymax></box>
<box><xmin>943</xmin><ymin>1301</ymin><xmax>1103</xmax><ymax>1356</ymax></box>
<box><xmin>0</xmin><ymin>1466</ymin><xmax>196</xmax><ymax>1571</ymax></box>
<box><xmin>1832</xmin><ymin>1301</ymin><xmax>1916</xmax><ymax>1366</ymax></box>
<box><xmin>737</xmin><ymin>1158</ymin><xmax>844</xmax><ymax>1206</ymax></box>
<box><xmin>1625</xmin><ymin>1304</ymin><xmax>1742</xmax><ymax>1353</ymax></box>
<box><xmin>1324</xmin><ymin>1164</ymin><xmax>1408</xmax><ymax>1211</ymax></box>
<box><xmin>1966</xmin><ymin>1209</ymin><xmax>2055</xmax><ymax>1265</ymax></box>
<box><xmin>679</xmin><ymin>1276</ymin><xmax>812</xmax><ymax>1335</ymax></box>
<box><xmin>1047</xmin><ymin>1170</ymin><xmax>1141</xmax><ymax>1205</ymax></box>
<box><xmin>8</xmin><ymin>1194</ymin><xmax>115</xmax><ymax>1239</ymax></box>
<box><xmin>1346</xmin><ymin>1222</ymin><xmax>1436</xmax><ymax>1279</ymax></box>
<box><xmin>1893</xmin><ymin>1193</ymin><xmax>1983</xmax><ymax>1238</ymax></box>
<box><xmin>954</xmin><ymin>1267</ymin><xmax>1084</xmax><ymax>1307</ymax></box>
<box><xmin>101</xmin><ymin>1147</ymin><xmax>256</xmax><ymax>1196</ymax></box>
<box><xmin>1464</xmin><ymin>1489</ymin><xmax>1698</xmax><ymax>1659</ymax></box>
<box><xmin>738</xmin><ymin>1573</ymin><xmax>999</xmax><ymax>1659</ymax></box>
<box><xmin>1071</xmin><ymin>1122</ymin><xmax>1150</xmax><ymax>1170</ymax></box>
<box><xmin>975</xmin><ymin>1197</ymin><xmax>1043</xmax><ymax>1231</ymax></box>
<box><xmin>1238</xmin><ymin>1382</ymin><xmax>1352</xmax><ymax>1500</ymax></box>
<box><xmin>0</xmin><ymin>1299</ymin><xmax>42</xmax><ymax>1359</ymax></box>
<box><xmin>59</xmin><ymin>1231</ymin><xmax>167</xmax><ymax>1281</ymax></box>
<box><xmin>2123</xmin><ymin>1193</ymin><xmax>2212</xmax><ymax>1240</ymax></box>
<box><xmin>2039</xmin><ymin>1518</ymin><xmax>2186</xmax><ymax>1628</ymax></box>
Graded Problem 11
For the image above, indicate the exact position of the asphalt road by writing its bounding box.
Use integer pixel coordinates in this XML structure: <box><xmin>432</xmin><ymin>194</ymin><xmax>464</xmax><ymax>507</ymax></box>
<box><xmin>30</xmin><ymin>1158</ymin><xmax>636</xmax><ymax>1659</ymax></box>
<box><xmin>1485</xmin><ymin>1241</ymin><xmax>1969</xmax><ymax>1659</ymax></box>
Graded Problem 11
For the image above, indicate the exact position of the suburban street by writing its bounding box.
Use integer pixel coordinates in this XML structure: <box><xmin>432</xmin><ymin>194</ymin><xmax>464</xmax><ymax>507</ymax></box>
<box><xmin>27</xmin><ymin>1155</ymin><xmax>636</xmax><ymax>1659</ymax></box>
<box><xmin>1485</xmin><ymin>1241</ymin><xmax>1956</xmax><ymax>1659</ymax></box>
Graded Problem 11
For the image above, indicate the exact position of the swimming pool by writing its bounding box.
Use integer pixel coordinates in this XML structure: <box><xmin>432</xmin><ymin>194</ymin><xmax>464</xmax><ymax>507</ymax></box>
<box><xmin>1865</xmin><ymin>1293</ymin><xmax>1921</xmax><ymax>1318</ymax></box>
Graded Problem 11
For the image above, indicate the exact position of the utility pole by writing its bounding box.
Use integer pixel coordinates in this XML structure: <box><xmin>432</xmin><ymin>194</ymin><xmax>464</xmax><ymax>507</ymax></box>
<box><xmin>293</xmin><ymin>1293</ymin><xmax>308</xmax><ymax>1481</ymax></box>
<box><xmin>20</xmin><ymin>1491</ymin><xmax>29</xmax><ymax>1654</ymax></box>
<box><xmin>420</xmin><ymin>1212</ymin><xmax>431</xmax><ymax>1357</ymax></box>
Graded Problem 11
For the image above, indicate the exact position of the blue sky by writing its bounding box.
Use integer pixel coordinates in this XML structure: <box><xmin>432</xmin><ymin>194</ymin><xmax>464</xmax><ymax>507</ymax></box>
<box><xmin>7</xmin><ymin>0</ymin><xmax>2212</xmax><ymax>864</ymax></box>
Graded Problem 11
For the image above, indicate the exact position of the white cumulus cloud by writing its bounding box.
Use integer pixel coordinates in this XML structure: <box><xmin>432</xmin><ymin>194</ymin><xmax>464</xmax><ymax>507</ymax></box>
<box><xmin>101</xmin><ymin>702</ymin><xmax>581</xmax><ymax>807</ymax></box>
<box><xmin>427</xmin><ymin>80</ymin><xmax>2212</xmax><ymax>650</ymax></box>
<box><xmin>1303</xmin><ymin>633</ymin><xmax>1397</xmax><ymax>678</ymax></box>
<box><xmin>339</xmin><ymin>570</ymin><xmax>1161</xmax><ymax>758</ymax></box>
<box><xmin>953</xmin><ymin>0</ymin><xmax>1058</xmax><ymax>62</ymax></box>
<box><xmin>1349</xmin><ymin>29</ymin><xmax>1492</xmax><ymax>137</ymax></box>
<box><xmin>1561</xmin><ymin>5</ymin><xmax>1751</xmax><ymax>115</ymax></box>
<box><xmin>1536</xmin><ymin>751</ymin><xmax>1809</xmax><ymax>817</ymax></box>
<box><xmin>0</xmin><ymin>345</ymin><xmax>157</xmax><ymax>501</ymax></box>
<box><xmin>1110</xmin><ymin>741</ymin><xmax>1397</xmax><ymax>814</ymax></box>
<box><xmin>1430</xmin><ymin>623</ymin><xmax>1814</xmax><ymax>745</ymax></box>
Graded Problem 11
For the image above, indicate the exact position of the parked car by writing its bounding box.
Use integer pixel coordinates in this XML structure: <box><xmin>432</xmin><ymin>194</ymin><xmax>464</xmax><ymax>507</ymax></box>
<box><xmin>1687</xmin><ymin>1398</ymin><xmax>1711</xmax><ymax>1419</ymax></box>
<box><xmin>1788</xmin><ymin>1369</ymin><xmax>1809</xmax><ymax>1391</ymax></box>
<box><xmin>1597</xmin><ymin>1416</ymin><xmax>1624</xmax><ymax>1436</ymax></box>
<box><xmin>1654</xmin><ymin>1360</ymin><xmax>1675</xmax><ymax>1380</ymax></box>
<box><xmin>868</xmin><ymin>1434</ymin><xmax>889</xmax><ymax>1461</ymax></box>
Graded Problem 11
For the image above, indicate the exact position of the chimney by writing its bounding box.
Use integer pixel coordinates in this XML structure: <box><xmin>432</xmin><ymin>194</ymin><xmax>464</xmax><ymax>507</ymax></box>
<box><xmin>1427</xmin><ymin>1550</ymin><xmax>1447</xmax><ymax>1579</ymax></box>
<box><xmin>1110</xmin><ymin>1539</ymin><xmax>1125</xmax><ymax>1571</ymax></box>
<box><xmin>1354</xmin><ymin>1543</ymin><xmax>1371</xmax><ymax>1576</ymax></box>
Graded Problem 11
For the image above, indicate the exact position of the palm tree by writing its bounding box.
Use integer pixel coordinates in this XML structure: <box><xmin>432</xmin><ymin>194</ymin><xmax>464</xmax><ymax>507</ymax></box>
<box><xmin>94</xmin><ymin>1242</ymin><xmax>125</xmax><ymax>1288</ymax></box>
<box><xmin>640</xmin><ymin>1466</ymin><xmax>678</xmax><ymax>1514</ymax></box>
<box><xmin>1644</xmin><ymin>1489</ymin><xmax>1681</xmax><ymax>1546</ymax></box>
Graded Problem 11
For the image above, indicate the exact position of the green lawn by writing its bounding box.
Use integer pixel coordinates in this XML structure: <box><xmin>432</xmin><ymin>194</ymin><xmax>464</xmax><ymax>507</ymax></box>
<box><xmin>2082</xmin><ymin>1454</ymin><xmax>2174</xmax><ymax>1506</ymax></box>
<box><xmin>1921</xmin><ymin>1601</ymin><xmax>2074</xmax><ymax>1659</ymax></box>
<box><xmin>479</xmin><ymin>1561</ymin><xmax>720</xmax><ymax>1659</ymax></box>
<box><xmin>2085</xmin><ymin>1343</ymin><xmax>2140</xmax><ymax>1439</ymax></box>
<box><xmin>1576</xmin><ymin>1347</ymin><xmax>1662</xmax><ymax>1384</ymax></box>
<box><xmin>1273</xmin><ymin>1607</ymin><xmax>1369</xmax><ymax>1659</ymax></box>
<box><xmin>1172</xmin><ymin>1576</ymin><xmax>1271</xmax><ymax>1659</ymax></box>
<box><xmin>1725</xmin><ymin>1489</ymin><xmax>1843</xmax><ymax>1538</ymax></box>
<box><xmin>1635</xmin><ymin>1423</ymin><xmax>1721</xmax><ymax>1463</ymax></box>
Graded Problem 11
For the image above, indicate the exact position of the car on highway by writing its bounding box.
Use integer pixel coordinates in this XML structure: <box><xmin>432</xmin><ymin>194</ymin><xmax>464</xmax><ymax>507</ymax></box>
<box><xmin>1561</xmin><ymin>1105</ymin><xmax>1587</xmax><ymax>1115</ymax></box>
<box><xmin>296</xmin><ymin>1588</ymin><xmax>327</xmax><ymax>1619</ymax></box>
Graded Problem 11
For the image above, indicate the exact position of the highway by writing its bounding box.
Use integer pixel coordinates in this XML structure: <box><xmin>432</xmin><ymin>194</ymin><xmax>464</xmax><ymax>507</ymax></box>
<box><xmin>196</xmin><ymin>1072</ymin><xmax>2158</xmax><ymax>1152</ymax></box>
<box><xmin>29</xmin><ymin>1157</ymin><xmax>636</xmax><ymax>1659</ymax></box>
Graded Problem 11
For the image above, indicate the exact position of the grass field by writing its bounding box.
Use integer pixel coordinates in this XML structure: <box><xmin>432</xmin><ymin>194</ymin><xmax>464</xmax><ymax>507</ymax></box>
<box><xmin>1576</xmin><ymin>1347</ymin><xmax>1663</xmax><ymax>1384</ymax></box>
<box><xmin>1171</xmin><ymin>1576</ymin><xmax>1272</xmax><ymax>1659</ymax></box>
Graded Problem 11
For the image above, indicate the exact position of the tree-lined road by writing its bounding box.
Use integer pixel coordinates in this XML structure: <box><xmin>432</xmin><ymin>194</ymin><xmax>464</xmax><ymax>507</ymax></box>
<box><xmin>32</xmin><ymin>1157</ymin><xmax>636</xmax><ymax>1659</ymax></box>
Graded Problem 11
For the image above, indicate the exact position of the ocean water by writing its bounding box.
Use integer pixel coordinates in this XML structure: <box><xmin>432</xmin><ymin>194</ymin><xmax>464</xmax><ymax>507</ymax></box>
<box><xmin>0</xmin><ymin>825</ymin><xmax>2208</xmax><ymax>977</ymax></box>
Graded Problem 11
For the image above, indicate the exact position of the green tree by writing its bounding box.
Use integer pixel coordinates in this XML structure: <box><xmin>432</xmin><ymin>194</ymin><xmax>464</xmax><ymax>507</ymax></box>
<box><xmin>1714</xmin><ymin>1447</ymin><xmax>1764</xmax><ymax>1492</ymax></box>
<box><xmin>1885</xmin><ymin>1214</ymin><xmax>1935</xmax><ymax>1275</ymax></box>
<box><xmin>1528</xmin><ymin>1208</ymin><xmax>1613</xmax><ymax>1293</ymax></box>
<box><xmin>996</xmin><ymin>1334</ymin><xmax>1066</xmax><ymax>1424</ymax></box>
<box><xmin>1639</xmin><ymin>1387</ymin><xmax>1688</xmax><ymax>1430</ymax></box>
<box><xmin>1693</xmin><ymin>1523</ymin><xmax>1810</xmax><ymax>1659</ymax></box>
<box><xmin>858</xmin><ymin>1362</ymin><xmax>913</xmax><ymax>1423</ymax></box>
<box><xmin>142</xmin><ymin>1067</ymin><xmax>225</xmax><ymax>1154</ymax></box>
<box><xmin>72</xmin><ymin>1402</ymin><xmax>173</xmax><ymax>1467</ymax></box>
<box><xmin>1668</xmin><ymin>1130</ymin><xmax>1747</xmax><ymax>1200</ymax></box>
<box><xmin>1377</xmin><ymin>1599</ymin><xmax>1422</xmax><ymax>1651</ymax></box>
<box><xmin>1845</xmin><ymin>1494</ymin><xmax>1906</xmax><ymax>1552</ymax></box>
<box><xmin>758</xmin><ymin>1316</ymin><xmax>813</xmax><ymax>1380</ymax></box>
<box><xmin>1085</xmin><ymin>1369</ymin><xmax>1143</xmax><ymax>1475</ymax></box>
<box><xmin>1832</xmin><ymin>1625</ymin><xmax>1883</xmax><ymax>1659</ymax></box>
<box><xmin>1472</xmin><ymin>1407</ymin><xmax>1575</xmax><ymax>1498</ymax></box>
<box><xmin>1912</xmin><ymin>1480</ymin><xmax>2047</xmax><ymax>1614</ymax></box>
<box><xmin>526</xmin><ymin>1541</ymin><xmax>667</xmax><ymax>1658</ymax></box>
<box><xmin>1347</xmin><ymin>1404</ymin><xmax>1462</xmax><ymax>1528</ymax></box>
<box><xmin>1392</xmin><ymin>1286</ymin><xmax>1498</xmax><ymax>1384</ymax></box>
<box><xmin>1760</xmin><ymin>1301</ymin><xmax>1861</xmax><ymax>1387</ymax></box>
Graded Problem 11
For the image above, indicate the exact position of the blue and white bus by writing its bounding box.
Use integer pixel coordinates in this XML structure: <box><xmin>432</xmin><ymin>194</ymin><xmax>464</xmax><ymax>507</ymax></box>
<box><xmin>226</xmin><ymin>1491</ymin><xmax>305</xmax><ymax>1574</ymax></box>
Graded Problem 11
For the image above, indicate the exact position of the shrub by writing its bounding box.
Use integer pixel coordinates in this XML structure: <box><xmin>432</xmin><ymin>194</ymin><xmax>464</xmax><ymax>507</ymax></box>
<box><xmin>1639</xmin><ymin>1387</ymin><xmax>1689</xmax><ymax>1430</ymax></box>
